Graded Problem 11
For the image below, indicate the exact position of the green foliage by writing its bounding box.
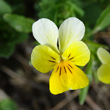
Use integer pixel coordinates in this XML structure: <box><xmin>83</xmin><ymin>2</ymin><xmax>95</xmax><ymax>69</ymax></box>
<box><xmin>85</xmin><ymin>40</ymin><xmax>107</xmax><ymax>55</ymax></box>
<box><xmin>0</xmin><ymin>0</ymin><xmax>35</xmax><ymax>58</ymax></box>
<box><xmin>85</xmin><ymin>4</ymin><xmax>110</xmax><ymax>38</ymax></box>
<box><xmin>35</xmin><ymin>0</ymin><xmax>84</xmax><ymax>26</ymax></box>
<box><xmin>4</xmin><ymin>14</ymin><xmax>35</xmax><ymax>33</ymax></box>
<box><xmin>79</xmin><ymin>85</ymin><xmax>89</xmax><ymax>105</ymax></box>
<box><xmin>0</xmin><ymin>0</ymin><xmax>12</xmax><ymax>15</ymax></box>
<box><xmin>0</xmin><ymin>28</ymin><xmax>28</xmax><ymax>58</ymax></box>
<box><xmin>0</xmin><ymin>45</ymin><xmax>15</xmax><ymax>58</ymax></box>
<box><xmin>93</xmin><ymin>5</ymin><xmax>110</xmax><ymax>34</ymax></box>
<box><xmin>0</xmin><ymin>99</ymin><xmax>17</xmax><ymax>110</ymax></box>
<box><xmin>83</xmin><ymin>2</ymin><xmax>102</xmax><ymax>26</ymax></box>
<box><xmin>79</xmin><ymin>57</ymin><xmax>93</xmax><ymax>105</ymax></box>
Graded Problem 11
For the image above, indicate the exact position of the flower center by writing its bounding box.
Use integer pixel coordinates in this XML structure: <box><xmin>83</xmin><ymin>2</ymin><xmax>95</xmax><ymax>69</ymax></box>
<box><xmin>55</xmin><ymin>60</ymin><xmax>73</xmax><ymax>76</ymax></box>
<box><xmin>59</xmin><ymin>55</ymin><xmax>66</xmax><ymax>62</ymax></box>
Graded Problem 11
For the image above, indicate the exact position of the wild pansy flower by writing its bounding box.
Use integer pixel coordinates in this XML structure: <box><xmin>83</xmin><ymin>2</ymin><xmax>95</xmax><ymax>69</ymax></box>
<box><xmin>97</xmin><ymin>47</ymin><xmax>110</xmax><ymax>84</ymax></box>
<box><xmin>31</xmin><ymin>17</ymin><xmax>90</xmax><ymax>95</ymax></box>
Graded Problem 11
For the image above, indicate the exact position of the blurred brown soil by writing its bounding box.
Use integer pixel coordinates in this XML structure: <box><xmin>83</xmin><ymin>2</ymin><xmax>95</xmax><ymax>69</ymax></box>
<box><xmin>0</xmin><ymin>34</ymin><xmax>110</xmax><ymax>110</ymax></box>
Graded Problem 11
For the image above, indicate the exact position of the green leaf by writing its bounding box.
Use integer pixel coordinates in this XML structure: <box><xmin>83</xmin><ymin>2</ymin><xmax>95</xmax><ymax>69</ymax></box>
<box><xmin>79</xmin><ymin>57</ymin><xmax>93</xmax><ymax>105</ymax></box>
<box><xmin>71</xmin><ymin>3</ymin><xmax>84</xmax><ymax>17</ymax></box>
<box><xmin>3</xmin><ymin>14</ymin><xmax>35</xmax><ymax>33</ymax></box>
<box><xmin>79</xmin><ymin>85</ymin><xmax>89</xmax><ymax>105</ymax></box>
<box><xmin>0</xmin><ymin>31</ymin><xmax>28</xmax><ymax>58</ymax></box>
<box><xmin>85</xmin><ymin>40</ymin><xmax>108</xmax><ymax>55</ymax></box>
<box><xmin>93</xmin><ymin>5</ymin><xmax>110</xmax><ymax>34</ymax></box>
<box><xmin>10</xmin><ymin>33</ymin><xmax>28</xmax><ymax>45</ymax></box>
<box><xmin>0</xmin><ymin>0</ymin><xmax>12</xmax><ymax>15</ymax></box>
<box><xmin>83</xmin><ymin>3</ymin><xmax>101</xmax><ymax>26</ymax></box>
<box><xmin>0</xmin><ymin>99</ymin><xmax>17</xmax><ymax>110</ymax></box>
<box><xmin>0</xmin><ymin>45</ymin><xmax>15</xmax><ymax>58</ymax></box>
<box><xmin>0</xmin><ymin>18</ymin><xmax>28</xmax><ymax>58</ymax></box>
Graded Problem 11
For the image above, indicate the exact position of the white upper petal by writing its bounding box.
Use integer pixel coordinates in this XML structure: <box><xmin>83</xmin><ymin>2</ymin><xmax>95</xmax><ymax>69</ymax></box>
<box><xmin>32</xmin><ymin>18</ymin><xmax>59</xmax><ymax>53</ymax></box>
<box><xmin>59</xmin><ymin>17</ymin><xmax>85</xmax><ymax>53</ymax></box>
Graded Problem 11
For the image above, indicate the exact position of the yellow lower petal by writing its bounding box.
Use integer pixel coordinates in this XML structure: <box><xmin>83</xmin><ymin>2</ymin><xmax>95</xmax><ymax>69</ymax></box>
<box><xmin>31</xmin><ymin>45</ymin><xmax>60</xmax><ymax>73</ymax></box>
<box><xmin>97</xmin><ymin>64</ymin><xmax>110</xmax><ymax>84</ymax></box>
<box><xmin>49</xmin><ymin>61</ymin><xmax>89</xmax><ymax>95</ymax></box>
<box><xmin>62</xmin><ymin>41</ymin><xmax>90</xmax><ymax>66</ymax></box>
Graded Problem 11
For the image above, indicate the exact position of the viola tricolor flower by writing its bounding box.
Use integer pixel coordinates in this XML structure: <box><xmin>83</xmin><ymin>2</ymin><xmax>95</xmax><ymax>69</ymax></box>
<box><xmin>97</xmin><ymin>47</ymin><xmax>110</xmax><ymax>84</ymax></box>
<box><xmin>31</xmin><ymin>17</ymin><xmax>90</xmax><ymax>95</ymax></box>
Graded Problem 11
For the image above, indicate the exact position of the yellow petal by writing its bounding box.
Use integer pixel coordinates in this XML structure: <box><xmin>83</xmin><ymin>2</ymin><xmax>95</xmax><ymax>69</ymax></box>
<box><xmin>49</xmin><ymin>61</ymin><xmax>89</xmax><ymax>95</ymax></box>
<box><xmin>97</xmin><ymin>64</ymin><xmax>110</xmax><ymax>84</ymax></box>
<box><xmin>31</xmin><ymin>45</ymin><xmax>60</xmax><ymax>73</ymax></box>
<box><xmin>59</xmin><ymin>17</ymin><xmax>85</xmax><ymax>53</ymax></box>
<box><xmin>97</xmin><ymin>47</ymin><xmax>110</xmax><ymax>64</ymax></box>
<box><xmin>62</xmin><ymin>41</ymin><xmax>90</xmax><ymax>66</ymax></box>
